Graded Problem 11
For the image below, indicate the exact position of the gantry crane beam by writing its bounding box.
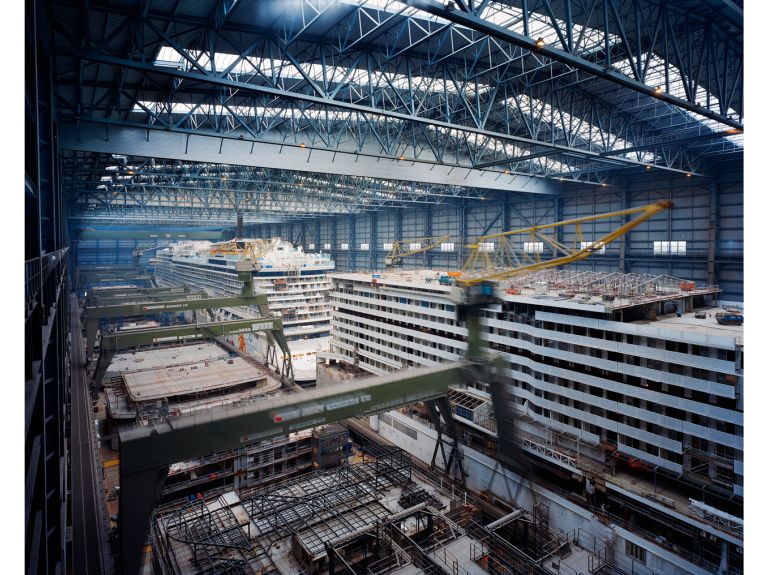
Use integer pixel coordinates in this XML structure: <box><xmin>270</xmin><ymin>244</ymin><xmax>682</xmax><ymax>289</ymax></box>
<box><xmin>84</xmin><ymin>292</ymin><xmax>269</xmax><ymax>358</ymax></box>
<box><xmin>86</xmin><ymin>285</ymin><xmax>192</xmax><ymax>302</ymax></box>
<box><xmin>91</xmin><ymin>316</ymin><xmax>290</xmax><ymax>395</ymax></box>
<box><xmin>385</xmin><ymin>235</ymin><xmax>450</xmax><ymax>266</ymax></box>
<box><xmin>459</xmin><ymin>201</ymin><xmax>673</xmax><ymax>285</ymax></box>
<box><xmin>85</xmin><ymin>293</ymin><xmax>268</xmax><ymax>320</ymax></box>
<box><xmin>88</xmin><ymin>289</ymin><xmax>209</xmax><ymax>307</ymax></box>
<box><xmin>100</xmin><ymin>317</ymin><xmax>281</xmax><ymax>351</ymax></box>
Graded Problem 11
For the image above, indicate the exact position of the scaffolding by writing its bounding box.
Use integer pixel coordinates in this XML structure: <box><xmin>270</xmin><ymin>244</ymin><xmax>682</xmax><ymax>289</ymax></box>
<box><xmin>466</xmin><ymin>504</ymin><xmax>578</xmax><ymax>575</ymax></box>
<box><xmin>312</xmin><ymin>424</ymin><xmax>349</xmax><ymax>470</ymax></box>
<box><xmin>497</xmin><ymin>270</ymin><xmax>720</xmax><ymax>310</ymax></box>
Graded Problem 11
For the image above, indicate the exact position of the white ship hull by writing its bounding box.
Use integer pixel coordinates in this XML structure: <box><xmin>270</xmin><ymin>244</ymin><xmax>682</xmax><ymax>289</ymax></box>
<box><xmin>155</xmin><ymin>238</ymin><xmax>334</xmax><ymax>381</ymax></box>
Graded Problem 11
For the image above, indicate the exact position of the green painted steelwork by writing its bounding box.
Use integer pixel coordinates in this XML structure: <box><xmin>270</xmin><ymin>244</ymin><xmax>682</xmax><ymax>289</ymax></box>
<box><xmin>120</xmin><ymin>361</ymin><xmax>465</xmax><ymax>473</ymax></box>
<box><xmin>119</xmin><ymin>361</ymin><xmax>468</xmax><ymax>575</ymax></box>
<box><xmin>100</xmin><ymin>317</ymin><xmax>282</xmax><ymax>350</ymax></box>
<box><xmin>86</xmin><ymin>293</ymin><xmax>268</xmax><ymax>319</ymax></box>
<box><xmin>88</xmin><ymin>289</ymin><xmax>206</xmax><ymax>306</ymax></box>
<box><xmin>88</xmin><ymin>286</ymin><xmax>192</xmax><ymax>300</ymax></box>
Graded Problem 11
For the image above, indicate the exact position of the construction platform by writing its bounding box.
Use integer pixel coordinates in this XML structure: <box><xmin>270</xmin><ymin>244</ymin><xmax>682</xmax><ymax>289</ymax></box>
<box><xmin>104</xmin><ymin>342</ymin><xmax>230</xmax><ymax>376</ymax></box>
<box><xmin>122</xmin><ymin>356</ymin><xmax>268</xmax><ymax>402</ymax></box>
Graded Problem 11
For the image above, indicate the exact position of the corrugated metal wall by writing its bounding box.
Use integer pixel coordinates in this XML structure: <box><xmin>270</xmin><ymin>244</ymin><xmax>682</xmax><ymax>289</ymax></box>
<box><xmin>251</xmin><ymin>165</ymin><xmax>742</xmax><ymax>300</ymax></box>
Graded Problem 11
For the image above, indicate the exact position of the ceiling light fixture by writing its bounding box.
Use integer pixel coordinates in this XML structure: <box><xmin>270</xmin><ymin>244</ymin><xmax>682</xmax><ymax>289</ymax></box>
<box><xmin>654</xmin><ymin>86</ymin><xmax>662</xmax><ymax>94</ymax></box>
<box><xmin>535</xmin><ymin>37</ymin><xmax>545</xmax><ymax>48</ymax></box>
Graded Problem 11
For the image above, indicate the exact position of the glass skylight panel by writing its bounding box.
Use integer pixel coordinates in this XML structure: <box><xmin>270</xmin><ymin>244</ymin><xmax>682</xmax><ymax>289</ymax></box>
<box><xmin>360</xmin><ymin>243</ymin><xmax>369</xmax><ymax>251</ymax></box>
<box><xmin>478</xmin><ymin>242</ymin><xmax>495</xmax><ymax>252</ymax></box>
<box><xmin>383</xmin><ymin>243</ymin><xmax>393</xmax><ymax>250</ymax></box>
<box><xmin>612</xmin><ymin>53</ymin><xmax>742</xmax><ymax>146</ymax></box>
<box><xmin>440</xmin><ymin>242</ymin><xmax>455</xmax><ymax>252</ymax></box>
<box><xmin>408</xmin><ymin>242</ymin><xmax>421</xmax><ymax>251</ymax></box>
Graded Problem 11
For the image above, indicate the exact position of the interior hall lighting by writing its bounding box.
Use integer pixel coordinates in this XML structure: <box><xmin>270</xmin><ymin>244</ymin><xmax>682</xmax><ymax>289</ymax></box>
<box><xmin>535</xmin><ymin>37</ymin><xmax>545</xmax><ymax>48</ymax></box>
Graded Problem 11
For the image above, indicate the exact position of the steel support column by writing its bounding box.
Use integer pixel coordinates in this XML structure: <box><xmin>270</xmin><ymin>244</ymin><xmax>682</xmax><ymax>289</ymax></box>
<box><xmin>709</xmin><ymin>182</ymin><xmax>719</xmax><ymax>287</ymax></box>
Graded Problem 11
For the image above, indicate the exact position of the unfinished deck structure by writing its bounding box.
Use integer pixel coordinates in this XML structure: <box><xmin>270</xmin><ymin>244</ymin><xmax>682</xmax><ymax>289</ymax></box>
<box><xmin>151</xmin><ymin>447</ymin><xmax>593</xmax><ymax>575</ymax></box>
<box><xmin>327</xmin><ymin>268</ymin><xmax>743</xmax><ymax>573</ymax></box>
<box><xmin>103</xmin><ymin>342</ymin><xmax>318</xmax><ymax>501</ymax></box>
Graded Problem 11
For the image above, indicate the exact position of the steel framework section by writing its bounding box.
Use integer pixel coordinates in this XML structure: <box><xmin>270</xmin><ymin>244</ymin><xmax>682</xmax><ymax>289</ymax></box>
<box><xmin>48</xmin><ymin>0</ymin><xmax>742</xmax><ymax>213</ymax></box>
<box><xmin>406</xmin><ymin>0</ymin><xmax>742</xmax><ymax>125</ymax></box>
<box><xmin>58</xmin><ymin>120</ymin><xmax>560</xmax><ymax>193</ymax></box>
<box><xmin>119</xmin><ymin>361</ymin><xmax>468</xmax><ymax>575</ymax></box>
<box><xmin>76</xmin><ymin>229</ymin><xmax>226</xmax><ymax>240</ymax></box>
<box><xmin>62</xmin><ymin>156</ymin><xmax>498</xmax><ymax>224</ymax></box>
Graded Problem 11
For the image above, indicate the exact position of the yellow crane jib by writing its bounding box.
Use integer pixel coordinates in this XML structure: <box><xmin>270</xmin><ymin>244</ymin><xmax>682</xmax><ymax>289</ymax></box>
<box><xmin>458</xmin><ymin>200</ymin><xmax>673</xmax><ymax>286</ymax></box>
<box><xmin>385</xmin><ymin>235</ymin><xmax>450</xmax><ymax>266</ymax></box>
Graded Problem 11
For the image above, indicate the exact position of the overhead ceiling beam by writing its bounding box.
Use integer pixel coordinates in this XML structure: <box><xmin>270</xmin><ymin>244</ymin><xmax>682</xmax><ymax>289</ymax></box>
<box><xmin>60</xmin><ymin>49</ymin><xmax>684</xmax><ymax>176</ymax></box>
<box><xmin>77</xmin><ymin>229</ymin><xmax>226</xmax><ymax>240</ymax></box>
<box><xmin>59</xmin><ymin>120</ymin><xmax>559</xmax><ymax>194</ymax></box>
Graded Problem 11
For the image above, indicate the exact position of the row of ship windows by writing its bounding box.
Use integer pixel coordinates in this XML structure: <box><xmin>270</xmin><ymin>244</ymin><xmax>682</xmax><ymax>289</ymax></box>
<box><xmin>515</xmin><ymin>379</ymin><xmax>742</xmax><ymax>438</ymax></box>
<box><xmin>159</xmin><ymin>270</ymin><xmax>331</xmax><ymax>301</ymax></box>
<box><xmin>333</xmin><ymin>310</ymin><xmax>464</xmax><ymax>345</ymax></box>
<box><xmin>339</xmin><ymin>290</ymin><xmax>456</xmax><ymax>312</ymax></box>
<box><xmin>535</xmin><ymin>321</ymin><xmax>739</xmax><ymax>363</ymax></box>
<box><xmin>498</xmin><ymin>343</ymin><xmax>740</xmax><ymax>408</ymax></box>
<box><xmin>525</xmin><ymin>398</ymin><xmax>740</xmax><ymax>464</ymax></box>
<box><xmin>333</xmin><ymin>324</ymin><xmax>461</xmax><ymax>357</ymax></box>
<box><xmin>494</xmin><ymin>333</ymin><xmax>738</xmax><ymax>382</ymax></box>
<box><xmin>332</xmin><ymin>298</ymin><xmax>460</xmax><ymax>327</ymax></box>
<box><xmin>350</xmin><ymin>340</ymin><xmax>443</xmax><ymax>365</ymax></box>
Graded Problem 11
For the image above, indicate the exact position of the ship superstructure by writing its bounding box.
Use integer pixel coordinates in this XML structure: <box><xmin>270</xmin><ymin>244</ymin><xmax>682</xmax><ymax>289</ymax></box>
<box><xmin>155</xmin><ymin>238</ymin><xmax>334</xmax><ymax>382</ymax></box>
<box><xmin>324</xmin><ymin>268</ymin><xmax>743</xmax><ymax>574</ymax></box>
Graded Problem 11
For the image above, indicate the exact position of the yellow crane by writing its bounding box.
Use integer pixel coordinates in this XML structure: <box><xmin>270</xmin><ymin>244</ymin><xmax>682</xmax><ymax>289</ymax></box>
<box><xmin>457</xmin><ymin>201</ymin><xmax>673</xmax><ymax>286</ymax></box>
<box><xmin>385</xmin><ymin>235</ymin><xmax>450</xmax><ymax>266</ymax></box>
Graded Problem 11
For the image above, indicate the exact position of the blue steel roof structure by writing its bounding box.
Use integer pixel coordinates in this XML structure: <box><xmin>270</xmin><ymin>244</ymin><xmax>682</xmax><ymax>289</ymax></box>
<box><xmin>48</xmin><ymin>0</ymin><xmax>743</xmax><ymax>226</ymax></box>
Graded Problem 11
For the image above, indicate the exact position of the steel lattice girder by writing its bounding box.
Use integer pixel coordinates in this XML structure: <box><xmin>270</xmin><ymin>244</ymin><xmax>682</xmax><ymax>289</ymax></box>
<box><xmin>76</xmin><ymin>229</ymin><xmax>226</xmax><ymax>240</ymax></box>
<box><xmin>49</xmin><ymin>0</ymin><xmax>741</xmax><ymax>186</ymax></box>
<box><xmin>62</xmin><ymin>157</ymin><xmax>511</xmax><ymax>224</ymax></box>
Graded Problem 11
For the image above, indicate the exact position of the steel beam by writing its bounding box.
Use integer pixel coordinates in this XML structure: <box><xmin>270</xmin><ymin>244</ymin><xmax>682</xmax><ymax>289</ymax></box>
<box><xmin>59</xmin><ymin>121</ymin><xmax>558</xmax><ymax>194</ymax></box>
<box><xmin>100</xmin><ymin>316</ymin><xmax>281</xmax><ymax>350</ymax></box>
<box><xmin>86</xmin><ymin>293</ymin><xmax>268</xmax><ymax>320</ymax></box>
<box><xmin>87</xmin><ymin>285</ymin><xmax>192</xmax><ymax>302</ymax></box>
<box><xmin>78</xmin><ymin>229</ymin><xmax>225</xmax><ymax>240</ymax></box>
<box><xmin>88</xmin><ymin>290</ymin><xmax>208</xmax><ymax>307</ymax></box>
